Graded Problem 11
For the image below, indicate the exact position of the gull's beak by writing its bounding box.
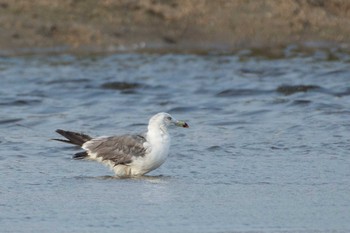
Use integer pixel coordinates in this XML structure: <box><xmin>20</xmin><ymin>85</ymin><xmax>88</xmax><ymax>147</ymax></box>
<box><xmin>175</xmin><ymin>120</ymin><xmax>189</xmax><ymax>128</ymax></box>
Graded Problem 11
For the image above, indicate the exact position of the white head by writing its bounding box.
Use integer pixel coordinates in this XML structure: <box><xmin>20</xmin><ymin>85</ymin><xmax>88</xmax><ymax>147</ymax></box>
<box><xmin>148</xmin><ymin>112</ymin><xmax>189</xmax><ymax>133</ymax></box>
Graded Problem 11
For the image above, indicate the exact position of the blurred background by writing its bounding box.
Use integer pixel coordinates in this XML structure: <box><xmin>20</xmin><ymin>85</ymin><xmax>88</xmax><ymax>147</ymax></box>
<box><xmin>1</xmin><ymin>1</ymin><xmax>350</xmax><ymax>233</ymax></box>
<box><xmin>1</xmin><ymin>0</ymin><xmax>350</xmax><ymax>54</ymax></box>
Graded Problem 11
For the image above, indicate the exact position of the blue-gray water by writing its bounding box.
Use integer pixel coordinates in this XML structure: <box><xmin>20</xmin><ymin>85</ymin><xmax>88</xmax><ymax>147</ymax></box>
<box><xmin>1</xmin><ymin>49</ymin><xmax>350</xmax><ymax>233</ymax></box>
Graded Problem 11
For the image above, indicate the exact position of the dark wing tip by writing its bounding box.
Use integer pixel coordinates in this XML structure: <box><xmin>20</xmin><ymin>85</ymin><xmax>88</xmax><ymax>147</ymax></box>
<box><xmin>54</xmin><ymin>129</ymin><xmax>92</xmax><ymax>146</ymax></box>
<box><xmin>52</xmin><ymin>138</ymin><xmax>72</xmax><ymax>143</ymax></box>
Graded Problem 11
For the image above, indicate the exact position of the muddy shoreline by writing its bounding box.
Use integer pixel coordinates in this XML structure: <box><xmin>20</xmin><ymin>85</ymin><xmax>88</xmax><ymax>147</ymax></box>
<box><xmin>1</xmin><ymin>0</ymin><xmax>350</xmax><ymax>55</ymax></box>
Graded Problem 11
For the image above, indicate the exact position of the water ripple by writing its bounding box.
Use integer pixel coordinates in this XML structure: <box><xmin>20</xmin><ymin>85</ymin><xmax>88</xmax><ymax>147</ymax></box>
<box><xmin>276</xmin><ymin>85</ymin><xmax>321</xmax><ymax>95</ymax></box>
<box><xmin>1</xmin><ymin>52</ymin><xmax>350</xmax><ymax>233</ymax></box>
<box><xmin>0</xmin><ymin>118</ymin><xmax>22</xmax><ymax>124</ymax></box>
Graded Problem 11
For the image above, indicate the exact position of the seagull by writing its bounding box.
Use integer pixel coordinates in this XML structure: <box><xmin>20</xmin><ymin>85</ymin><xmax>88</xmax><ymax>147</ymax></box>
<box><xmin>54</xmin><ymin>112</ymin><xmax>189</xmax><ymax>177</ymax></box>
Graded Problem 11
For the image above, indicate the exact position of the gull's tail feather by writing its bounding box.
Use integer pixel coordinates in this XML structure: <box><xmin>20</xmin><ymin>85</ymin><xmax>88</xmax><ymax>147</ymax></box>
<box><xmin>54</xmin><ymin>129</ymin><xmax>92</xmax><ymax>146</ymax></box>
<box><xmin>73</xmin><ymin>151</ymin><xmax>88</xmax><ymax>160</ymax></box>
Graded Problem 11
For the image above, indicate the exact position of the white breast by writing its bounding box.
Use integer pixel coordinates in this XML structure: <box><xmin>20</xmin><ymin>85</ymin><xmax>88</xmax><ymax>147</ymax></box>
<box><xmin>129</xmin><ymin>130</ymin><xmax>170</xmax><ymax>175</ymax></box>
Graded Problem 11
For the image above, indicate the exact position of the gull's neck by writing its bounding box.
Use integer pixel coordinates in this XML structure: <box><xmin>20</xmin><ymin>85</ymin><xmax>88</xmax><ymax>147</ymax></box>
<box><xmin>146</xmin><ymin>122</ymin><xmax>169</xmax><ymax>144</ymax></box>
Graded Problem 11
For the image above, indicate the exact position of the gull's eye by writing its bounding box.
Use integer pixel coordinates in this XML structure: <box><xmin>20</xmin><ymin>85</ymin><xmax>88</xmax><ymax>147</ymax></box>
<box><xmin>166</xmin><ymin>116</ymin><xmax>172</xmax><ymax>121</ymax></box>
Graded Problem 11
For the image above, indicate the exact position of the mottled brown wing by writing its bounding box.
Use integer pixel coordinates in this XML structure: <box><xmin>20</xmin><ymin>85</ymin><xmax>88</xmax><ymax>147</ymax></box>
<box><xmin>83</xmin><ymin>134</ymin><xmax>147</xmax><ymax>165</ymax></box>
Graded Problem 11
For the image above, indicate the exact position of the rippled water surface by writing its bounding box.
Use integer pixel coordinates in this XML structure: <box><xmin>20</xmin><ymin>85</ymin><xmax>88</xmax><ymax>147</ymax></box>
<box><xmin>1</xmin><ymin>50</ymin><xmax>350</xmax><ymax>233</ymax></box>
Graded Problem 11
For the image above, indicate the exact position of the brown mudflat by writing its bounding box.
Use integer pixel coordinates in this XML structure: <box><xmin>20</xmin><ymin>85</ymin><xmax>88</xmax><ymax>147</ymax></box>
<box><xmin>1</xmin><ymin>0</ymin><xmax>350</xmax><ymax>54</ymax></box>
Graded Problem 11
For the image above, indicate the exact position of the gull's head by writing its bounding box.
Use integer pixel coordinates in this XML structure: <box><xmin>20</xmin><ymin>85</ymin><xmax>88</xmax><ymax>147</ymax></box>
<box><xmin>148</xmin><ymin>112</ymin><xmax>189</xmax><ymax>131</ymax></box>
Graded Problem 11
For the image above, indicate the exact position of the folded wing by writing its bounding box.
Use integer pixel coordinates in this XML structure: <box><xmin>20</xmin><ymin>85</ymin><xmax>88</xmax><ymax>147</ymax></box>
<box><xmin>82</xmin><ymin>134</ymin><xmax>148</xmax><ymax>166</ymax></box>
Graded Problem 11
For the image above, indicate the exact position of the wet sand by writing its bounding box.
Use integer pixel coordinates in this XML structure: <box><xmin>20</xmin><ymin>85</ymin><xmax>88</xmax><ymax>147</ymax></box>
<box><xmin>1</xmin><ymin>0</ymin><xmax>350</xmax><ymax>54</ymax></box>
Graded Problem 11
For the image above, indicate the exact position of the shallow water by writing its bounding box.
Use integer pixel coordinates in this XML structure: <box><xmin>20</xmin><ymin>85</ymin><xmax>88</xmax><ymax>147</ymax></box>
<box><xmin>1</xmin><ymin>49</ymin><xmax>350</xmax><ymax>233</ymax></box>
